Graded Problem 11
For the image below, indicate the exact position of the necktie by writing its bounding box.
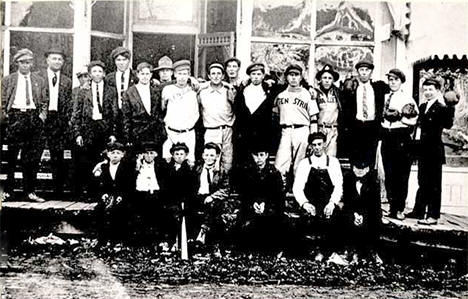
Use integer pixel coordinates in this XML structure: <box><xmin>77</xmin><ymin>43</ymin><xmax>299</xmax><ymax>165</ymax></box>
<box><xmin>52</xmin><ymin>72</ymin><xmax>57</xmax><ymax>87</ymax></box>
<box><xmin>96</xmin><ymin>84</ymin><xmax>103</xmax><ymax>114</ymax></box>
<box><xmin>25</xmin><ymin>76</ymin><xmax>31</xmax><ymax>106</ymax></box>
<box><xmin>120</xmin><ymin>72</ymin><xmax>125</xmax><ymax>109</ymax></box>
<box><xmin>383</xmin><ymin>92</ymin><xmax>394</xmax><ymax>118</ymax></box>
<box><xmin>206</xmin><ymin>168</ymin><xmax>212</xmax><ymax>194</ymax></box>
<box><xmin>362</xmin><ymin>85</ymin><xmax>368</xmax><ymax>119</ymax></box>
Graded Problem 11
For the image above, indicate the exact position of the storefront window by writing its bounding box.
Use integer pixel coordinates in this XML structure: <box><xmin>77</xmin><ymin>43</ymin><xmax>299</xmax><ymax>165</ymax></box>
<box><xmin>91</xmin><ymin>36</ymin><xmax>123</xmax><ymax>73</ymax></box>
<box><xmin>10</xmin><ymin>1</ymin><xmax>74</xmax><ymax>28</ymax></box>
<box><xmin>315</xmin><ymin>45</ymin><xmax>374</xmax><ymax>81</ymax></box>
<box><xmin>251</xmin><ymin>43</ymin><xmax>310</xmax><ymax>77</ymax></box>
<box><xmin>316</xmin><ymin>1</ymin><xmax>375</xmax><ymax>42</ymax></box>
<box><xmin>132</xmin><ymin>33</ymin><xmax>195</xmax><ymax>70</ymax></box>
<box><xmin>252</xmin><ymin>0</ymin><xmax>311</xmax><ymax>40</ymax></box>
<box><xmin>9</xmin><ymin>31</ymin><xmax>74</xmax><ymax>77</ymax></box>
<box><xmin>91</xmin><ymin>0</ymin><xmax>124</xmax><ymax>34</ymax></box>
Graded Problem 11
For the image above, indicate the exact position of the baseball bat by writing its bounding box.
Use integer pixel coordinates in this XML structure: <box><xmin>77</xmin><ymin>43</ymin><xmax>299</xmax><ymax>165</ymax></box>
<box><xmin>181</xmin><ymin>202</ymin><xmax>188</xmax><ymax>260</ymax></box>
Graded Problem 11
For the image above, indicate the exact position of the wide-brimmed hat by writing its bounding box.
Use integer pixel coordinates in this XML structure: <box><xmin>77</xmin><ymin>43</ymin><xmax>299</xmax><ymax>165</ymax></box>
<box><xmin>154</xmin><ymin>56</ymin><xmax>173</xmax><ymax>71</ymax></box>
<box><xmin>316</xmin><ymin>64</ymin><xmax>339</xmax><ymax>81</ymax></box>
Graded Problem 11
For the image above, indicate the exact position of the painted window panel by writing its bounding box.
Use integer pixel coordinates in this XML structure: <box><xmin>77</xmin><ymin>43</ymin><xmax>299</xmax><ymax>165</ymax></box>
<box><xmin>316</xmin><ymin>1</ymin><xmax>375</xmax><ymax>42</ymax></box>
<box><xmin>251</xmin><ymin>42</ymin><xmax>310</xmax><ymax>79</ymax></box>
<box><xmin>315</xmin><ymin>45</ymin><xmax>373</xmax><ymax>81</ymax></box>
<box><xmin>252</xmin><ymin>0</ymin><xmax>311</xmax><ymax>40</ymax></box>
<box><xmin>10</xmin><ymin>1</ymin><xmax>74</xmax><ymax>28</ymax></box>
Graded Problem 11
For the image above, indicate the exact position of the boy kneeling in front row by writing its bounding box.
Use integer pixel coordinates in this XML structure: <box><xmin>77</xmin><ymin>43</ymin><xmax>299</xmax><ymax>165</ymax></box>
<box><xmin>188</xmin><ymin>142</ymin><xmax>230</xmax><ymax>246</ymax></box>
<box><xmin>236</xmin><ymin>144</ymin><xmax>286</xmax><ymax>251</ymax></box>
<box><xmin>133</xmin><ymin>142</ymin><xmax>167</xmax><ymax>244</ymax></box>
<box><xmin>159</xmin><ymin>142</ymin><xmax>197</xmax><ymax>252</ymax></box>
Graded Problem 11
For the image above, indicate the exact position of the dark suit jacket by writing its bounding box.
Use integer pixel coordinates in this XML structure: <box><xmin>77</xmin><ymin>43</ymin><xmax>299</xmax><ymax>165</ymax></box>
<box><xmin>343</xmin><ymin>171</ymin><xmax>381</xmax><ymax>229</ymax></box>
<box><xmin>194</xmin><ymin>163</ymin><xmax>229</xmax><ymax>201</ymax></box>
<box><xmin>105</xmin><ymin>70</ymin><xmax>138</xmax><ymax>94</ymax></box>
<box><xmin>234</xmin><ymin>82</ymin><xmax>275</xmax><ymax>153</ymax></box>
<box><xmin>161</xmin><ymin>159</ymin><xmax>197</xmax><ymax>205</ymax></box>
<box><xmin>71</xmin><ymin>80</ymin><xmax>117</xmax><ymax>145</ymax></box>
<box><xmin>341</xmin><ymin>78</ymin><xmax>390</xmax><ymax>126</ymax></box>
<box><xmin>121</xmin><ymin>84</ymin><xmax>166</xmax><ymax>146</ymax></box>
<box><xmin>1</xmin><ymin>72</ymin><xmax>47</xmax><ymax>121</ymax></box>
<box><xmin>36</xmin><ymin>69</ymin><xmax>73</xmax><ymax>144</ymax></box>
<box><xmin>417</xmin><ymin>100</ymin><xmax>455</xmax><ymax>164</ymax></box>
<box><xmin>98</xmin><ymin>160</ymin><xmax>135</xmax><ymax>199</ymax></box>
<box><xmin>238</xmin><ymin>163</ymin><xmax>285</xmax><ymax>219</ymax></box>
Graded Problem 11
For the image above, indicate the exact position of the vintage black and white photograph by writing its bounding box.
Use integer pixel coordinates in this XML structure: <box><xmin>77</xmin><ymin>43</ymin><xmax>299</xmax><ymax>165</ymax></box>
<box><xmin>0</xmin><ymin>0</ymin><xmax>467</xmax><ymax>298</ymax></box>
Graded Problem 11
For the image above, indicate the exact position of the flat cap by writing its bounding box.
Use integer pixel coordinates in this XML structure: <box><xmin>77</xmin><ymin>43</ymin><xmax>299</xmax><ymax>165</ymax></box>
<box><xmin>422</xmin><ymin>78</ymin><xmax>441</xmax><ymax>89</ymax></box>
<box><xmin>316</xmin><ymin>63</ymin><xmax>339</xmax><ymax>81</ymax></box>
<box><xmin>140</xmin><ymin>141</ymin><xmax>159</xmax><ymax>153</ymax></box>
<box><xmin>75</xmin><ymin>66</ymin><xmax>89</xmax><ymax>77</ymax></box>
<box><xmin>355</xmin><ymin>59</ymin><xmax>374</xmax><ymax>70</ymax></box>
<box><xmin>170</xmin><ymin>142</ymin><xmax>189</xmax><ymax>154</ymax></box>
<box><xmin>154</xmin><ymin>56</ymin><xmax>173</xmax><ymax>71</ymax></box>
<box><xmin>173</xmin><ymin>60</ymin><xmax>191</xmax><ymax>72</ymax></box>
<box><xmin>224</xmin><ymin>57</ymin><xmax>241</xmax><ymax>67</ymax></box>
<box><xmin>106</xmin><ymin>142</ymin><xmax>125</xmax><ymax>152</ymax></box>
<box><xmin>13</xmin><ymin>48</ymin><xmax>34</xmax><ymax>62</ymax></box>
<box><xmin>308</xmin><ymin>132</ymin><xmax>327</xmax><ymax>144</ymax></box>
<box><xmin>87</xmin><ymin>60</ymin><xmax>106</xmax><ymax>72</ymax></box>
<box><xmin>246</xmin><ymin>62</ymin><xmax>265</xmax><ymax>75</ymax></box>
<box><xmin>136</xmin><ymin>62</ymin><xmax>153</xmax><ymax>72</ymax></box>
<box><xmin>284</xmin><ymin>64</ymin><xmax>303</xmax><ymax>76</ymax></box>
<box><xmin>386</xmin><ymin>68</ymin><xmax>406</xmax><ymax>83</ymax></box>
<box><xmin>45</xmin><ymin>47</ymin><xmax>66</xmax><ymax>58</ymax></box>
<box><xmin>207</xmin><ymin>62</ymin><xmax>224</xmax><ymax>73</ymax></box>
<box><xmin>110</xmin><ymin>46</ymin><xmax>131</xmax><ymax>60</ymax></box>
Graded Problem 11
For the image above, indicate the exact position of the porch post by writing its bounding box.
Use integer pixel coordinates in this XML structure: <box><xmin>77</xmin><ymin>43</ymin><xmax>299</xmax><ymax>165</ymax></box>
<box><xmin>72</xmin><ymin>0</ymin><xmax>92</xmax><ymax>87</ymax></box>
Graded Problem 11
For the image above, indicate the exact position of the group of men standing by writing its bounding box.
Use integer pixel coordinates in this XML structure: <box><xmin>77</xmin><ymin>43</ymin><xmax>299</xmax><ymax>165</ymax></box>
<box><xmin>1</xmin><ymin>45</ymin><xmax>458</xmax><ymax>255</ymax></box>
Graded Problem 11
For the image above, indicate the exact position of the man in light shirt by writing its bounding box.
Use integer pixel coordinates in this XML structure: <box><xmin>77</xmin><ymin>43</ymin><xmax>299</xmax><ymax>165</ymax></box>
<box><xmin>293</xmin><ymin>132</ymin><xmax>345</xmax><ymax>263</ymax></box>
<box><xmin>341</xmin><ymin>59</ymin><xmax>389</xmax><ymax>167</ymax></box>
<box><xmin>36</xmin><ymin>47</ymin><xmax>72</xmax><ymax>198</ymax></box>
<box><xmin>198</xmin><ymin>62</ymin><xmax>235</xmax><ymax>172</ymax></box>
<box><xmin>162</xmin><ymin>60</ymin><xmax>200</xmax><ymax>164</ymax></box>
<box><xmin>122</xmin><ymin>62</ymin><xmax>166</xmax><ymax>154</ymax></box>
<box><xmin>380</xmin><ymin>69</ymin><xmax>418</xmax><ymax>220</ymax></box>
<box><xmin>273</xmin><ymin>63</ymin><xmax>319</xmax><ymax>188</ymax></box>
<box><xmin>1</xmin><ymin>48</ymin><xmax>48</xmax><ymax>202</ymax></box>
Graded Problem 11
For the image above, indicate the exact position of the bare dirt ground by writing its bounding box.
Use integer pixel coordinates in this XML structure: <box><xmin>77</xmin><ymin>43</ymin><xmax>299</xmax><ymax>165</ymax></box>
<box><xmin>1</xmin><ymin>241</ymin><xmax>467</xmax><ymax>299</ymax></box>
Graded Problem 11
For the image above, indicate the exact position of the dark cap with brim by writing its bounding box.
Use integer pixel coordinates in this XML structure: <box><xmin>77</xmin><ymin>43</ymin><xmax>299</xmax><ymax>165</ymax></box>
<box><xmin>355</xmin><ymin>59</ymin><xmax>374</xmax><ymax>70</ymax></box>
<box><xmin>386</xmin><ymin>68</ymin><xmax>406</xmax><ymax>83</ymax></box>
<box><xmin>246</xmin><ymin>63</ymin><xmax>265</xmax><ymax>75</ymax></box>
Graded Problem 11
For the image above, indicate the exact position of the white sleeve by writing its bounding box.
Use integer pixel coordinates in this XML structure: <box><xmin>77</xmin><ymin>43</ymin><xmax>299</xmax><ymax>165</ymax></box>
<box><xmin>292</xmin><ymin>159</ymin><xmax>311</xmax><ymax>207</ymax></box>
<box><xmin>307</xmin><ymin>91</ymin><xmax>320</xmax><ymax>117</ymax></box>
<box><xmin>327</xmin><ymin>157</ymin><xmax>343</xmax><ymax>204</ymax></box>
<box><xmin>161</xmin><ymin>86</ymin><xmax>170</xmax><ymax>111</ymax></box>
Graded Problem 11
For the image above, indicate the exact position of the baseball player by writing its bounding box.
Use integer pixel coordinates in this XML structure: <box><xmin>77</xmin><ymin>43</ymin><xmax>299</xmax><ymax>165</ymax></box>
<box><xmin>273</xmin><ymin>64</ymin><xmax>319</xmax><ymax>187</ymax></box>
<box><xmin>198</xmin><ymin>62</ymin><xmax>235</xmax><ymax>172</ymax></box>
<box><xmin>161</xmin><ymin>60</ymin><xmax>200</xmax><ymax>164</ymax></box>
